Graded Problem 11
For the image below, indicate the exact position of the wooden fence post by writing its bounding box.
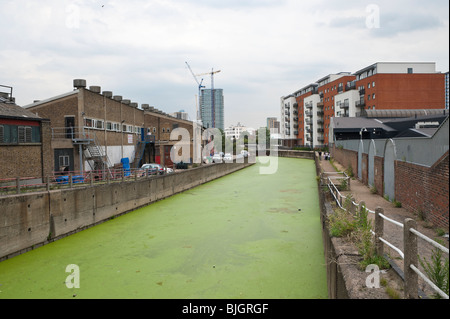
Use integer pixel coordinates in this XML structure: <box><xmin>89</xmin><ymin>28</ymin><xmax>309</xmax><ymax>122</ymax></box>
<box><xmin>69</xmin><ymin>173</ymin><xmax>73</xmax><ymax>188</ymax></box>
<box><xmin>404</xmin><ymin>218</ymin><xmax>418</xmax><ymax>299</ymax></box>
<box><xmin>374</xmin><ymin>207</ymin><xmax>384</xmax><ymax>257</ymax></box>
<box><xmin>47</xmin><ymin>176</ymin><xmax>50</xmax><ymax>191</ymax></box>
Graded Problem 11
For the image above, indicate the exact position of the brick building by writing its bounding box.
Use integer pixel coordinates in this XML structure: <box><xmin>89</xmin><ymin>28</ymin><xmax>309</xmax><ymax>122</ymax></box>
<box><xmin>24</xmin><ymin>79</ymin><xmax>194</xmax><ymax>174</ymax></box>
<box><xmin>0</xmin><ymin>87</ymin><xmax>52</xmax><ymax>182</ymax></box>
<box><xmin>281</xmin><ymin>62</ymin><xmax>447</xmax><ymax>148</ymax></box>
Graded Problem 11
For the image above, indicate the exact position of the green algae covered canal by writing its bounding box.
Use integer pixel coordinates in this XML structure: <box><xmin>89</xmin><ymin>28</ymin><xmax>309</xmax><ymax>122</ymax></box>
<box><xmin>0</xmin><ymin>157</ymin><xmax>327</xmax><ymax>299</ymax></box>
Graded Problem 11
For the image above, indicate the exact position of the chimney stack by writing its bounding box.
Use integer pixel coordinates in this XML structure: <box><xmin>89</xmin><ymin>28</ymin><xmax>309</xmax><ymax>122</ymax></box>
<box><xmin>73</xmin><ymin>79</ymin><xmax>87</xmax><ymax>89</ymax></box>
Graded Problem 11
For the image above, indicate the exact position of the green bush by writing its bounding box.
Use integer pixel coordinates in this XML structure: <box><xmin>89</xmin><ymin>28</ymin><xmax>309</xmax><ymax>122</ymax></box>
<box><xmin>419</xmin><ymin>245</ymin><xmax>449</xmax><ymax>299</ymax></box>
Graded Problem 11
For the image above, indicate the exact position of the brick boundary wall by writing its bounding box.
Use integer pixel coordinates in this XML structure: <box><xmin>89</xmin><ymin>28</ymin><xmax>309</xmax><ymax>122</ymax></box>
<box><xmin>395</xmin><ymin>152</ymin><xmax>449</xmax><ymax>229</ymax></box>
<box><xmin>330</xmin><ymin>146</ymin><xmax>358</xmax><ymax>177</ymax></box>
<box><xmin>331</xmin><ymin>145</ymin><xmax>449</xmax><ymax>229</ymax></box>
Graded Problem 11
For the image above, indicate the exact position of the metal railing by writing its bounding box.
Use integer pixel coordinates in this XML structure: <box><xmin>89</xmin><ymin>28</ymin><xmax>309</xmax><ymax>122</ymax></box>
<box><xmin>0</xmin><ymin>167</ymin><xmax>174</xmax><ymax>196</ymax></box>
<box><xmin>324</xmin><ymin>174</ymin><xmax>449</xmax><ymax>299</ymax></box>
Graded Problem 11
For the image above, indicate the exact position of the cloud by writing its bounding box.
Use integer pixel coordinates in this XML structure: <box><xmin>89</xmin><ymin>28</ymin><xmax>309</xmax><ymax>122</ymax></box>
<box><xmin>0</xmin><ymin>0</ymin><xmax>448</xmax><ymax>129</ymax></box>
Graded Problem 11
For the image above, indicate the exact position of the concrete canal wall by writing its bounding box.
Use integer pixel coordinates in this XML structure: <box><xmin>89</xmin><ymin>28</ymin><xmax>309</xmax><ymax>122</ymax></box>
<box><xmin>0</xmin><ymin>162</ymin><xmax>252</xmax><ymax>261</ymax></box>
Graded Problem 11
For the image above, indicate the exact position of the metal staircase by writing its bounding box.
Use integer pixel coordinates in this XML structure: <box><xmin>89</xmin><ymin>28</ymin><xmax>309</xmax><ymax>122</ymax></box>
<box><xmin>84</xmin><ymin>134</ymin><xmax>113</xmax><ymax>178</ymax></box>
<box><xmin>134</xmin><ymin>134</ymin><xmax>155</xmax><ymax>168</ymax></box>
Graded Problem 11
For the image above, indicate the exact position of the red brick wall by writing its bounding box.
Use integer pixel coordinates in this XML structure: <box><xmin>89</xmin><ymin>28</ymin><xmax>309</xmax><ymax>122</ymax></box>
<box><xmin>332</xmin><ymin>144</ymin><xmax>448</xmax><ymax>229</ymax></box>
<box><xmin>331</xmin><ymin>146</ymin><xmax>358</xmax><ymax>177</ymax></box>
<box><xmin>374</xmin><ymin>156</ymin><xmax>384</xmax><ymax>196</ymax></box>
<box><xmin>361</xmin><ymin>153</ymin><xmax>368</xmax><ymax>185</ymax></box>
<box><xmin>395</xmin><ymin>152</ymin><xmax>449</xmax><ymax>229</ymax></box>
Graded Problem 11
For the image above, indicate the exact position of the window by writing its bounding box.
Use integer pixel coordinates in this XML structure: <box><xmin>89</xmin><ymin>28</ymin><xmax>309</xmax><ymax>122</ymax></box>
<box><xmin>408</xmin><ymin>68</ymin><xmax>413</xmax><ymax>74</ymax></box>
<box><xmin>18</xmin><ymin>126</ymin><xmax>32</xmax><ymax>143</ymax></box>
<box><xmin>372</xmin><ymin>93</ymin><xmax>376</xmax><ymax>99</ymax></box>
<box><xmin>59</xmin><ymin>155</ymin><xmax>70</xmax><ymax>168</ymax></box>
<box><xmin>84</xmin><ymin>118</ymin><xmax>93</xmax><ymax>128</ymax></box>
<box><xmin>0</xmin><ymin>124</ymin><xmax>40</xmax><ymax>144</ymax></box>
<box><xmin>153</xmin><ymin>127</ymin><xmax>156</xmax><ymax>133</ymax></box>
<box><xmin>95</xmin><ymin>119</ymin><xmax>104</xmax><ymax>129</ymax></box>
<box><xmin>106</xmin><ymin>122</ymin><xmax>113</xmax><ymax>131</ymax></box>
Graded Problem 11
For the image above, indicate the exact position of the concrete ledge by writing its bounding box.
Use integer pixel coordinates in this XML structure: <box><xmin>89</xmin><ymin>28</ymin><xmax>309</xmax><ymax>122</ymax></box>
<box><xmin>0</xmin><ymin>162</ymin><xmax>253</xmax><ymax>261</ymax></box>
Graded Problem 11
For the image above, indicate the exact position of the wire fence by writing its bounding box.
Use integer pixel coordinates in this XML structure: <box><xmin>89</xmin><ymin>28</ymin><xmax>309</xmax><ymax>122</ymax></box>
<box><xmin>324</xmin><ymin>172</ymin><xmax>449</xmax><ymax>299</ymax></box>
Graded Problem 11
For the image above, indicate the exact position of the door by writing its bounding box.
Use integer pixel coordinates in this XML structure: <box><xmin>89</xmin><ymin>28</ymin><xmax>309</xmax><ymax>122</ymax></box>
<box><xmin>368</xmin><ymin>140</ymin><xmax>375</xmax><ymax>187</ymax></box>
<box><xmin>164</xmin><ymin>145</ymin><xmax>173</xmax><ymax>168</ymax></box>
<box><xmin>65</xmin><ymin>117</ymin><xmax>75</xmax><ymax>139</ymax></box>
<box><xmin>383</xmin><ymin>139</ymin><xmax>396</xmax><ymax>201</ymax></box>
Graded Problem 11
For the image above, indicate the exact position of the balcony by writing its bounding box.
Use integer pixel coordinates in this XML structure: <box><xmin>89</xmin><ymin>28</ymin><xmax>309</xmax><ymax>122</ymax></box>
<box><xmin>337</xmin><ymin>86</ymin><xmax>343</xmax><ymax>93</ymax></box>
<box><xmin>305</xmin><ymin>110</ymin><xmax>313</xmax><ymax>117</ymax></box>
<box><xmin>317</xmin><ymin>128</ymin><xmax>324</xmax><ymax>133</ymax></box>
<box><xmin>317</xmin><ymin>101</ymin><xmax>324</xmax><ymax>108</ymax></box>
<box><xmin>318</xmin><ymin>137</ymin><xmax>325</xmax><ymax>143</ymax></box>
<box><xmin>294</xmin><ymin>131</ymin><xmax>298</xmax><ymax>135</ymax></box>
<box><xmin>317</xmin><ymin>110</ymin><xmax>324</xmax><ymax>116</ymax></box>
<box><xmin>285</xmin><ymin>110</ymin><xmax>290</xmax><ymax>115</ymax></box>
<box><xmin>355</xmin><ymin>100</ymin><xmax>366</xmax><ymax>108</ymax></box>
<box><xmin>317</xmin><ymin>119</ymin><xmax>324</xmax><ymax>124</ymax></box>
<box><xmin>285</xmin><ymin>117</ymin><xmax>290</xmax><ymax>122</ymax></box>
<box><xmin>293</xmin><ymin>117</ymin><xmax>298</xmax><ymax>122</ymax></box>
<box><xmin>293</xmin><ymin>124</ymin><xmax>298</xmax><ymax>129</ymax></box>
<box><xmin>359</xmin><ymin>87</ymin><xmax>365</xmax><ymax>95</ymax></box>
<box><xmin>345</xmin><ymin>82</ymin><xmax>356</xmax><ymax>91</ymax></box>
<box><xmin>305</xmin><ymin>119</ymin><xmax>312</xmax><ymax>125</ymax></box>
<box><xmin>305</xmin><ymin>102</ymin><xmax>313</xmax><ymax>109</ymax></box>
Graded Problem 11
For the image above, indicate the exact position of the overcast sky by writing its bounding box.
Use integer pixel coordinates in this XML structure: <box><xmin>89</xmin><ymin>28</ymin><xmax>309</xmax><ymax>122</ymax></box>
<box><xmin>0</xmin><ymin>0</ymin><xmax>448</xmax><ymax>129</ymax></box>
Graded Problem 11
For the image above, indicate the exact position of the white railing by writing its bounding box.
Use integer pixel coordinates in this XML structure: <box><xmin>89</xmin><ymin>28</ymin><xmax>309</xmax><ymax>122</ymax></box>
<box><xmin>325</xmin><ymin>175</ymin><xmax>449</xmax><ymax>299</ymax></box>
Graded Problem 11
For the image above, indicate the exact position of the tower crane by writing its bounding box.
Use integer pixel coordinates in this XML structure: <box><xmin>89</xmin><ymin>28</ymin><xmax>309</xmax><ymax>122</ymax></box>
<box><xmin>185</xmin><ymin>61</ymin><xmax>205</xmax><ymax>122</ymax></box>
<box><xmin>195</xmin><ymin>69</ymin><xmax>221</xmax><ymax>128</ymax></box>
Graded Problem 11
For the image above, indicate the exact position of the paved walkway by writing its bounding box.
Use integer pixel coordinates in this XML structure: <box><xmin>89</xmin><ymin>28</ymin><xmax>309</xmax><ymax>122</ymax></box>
<box><xmin>317</xmin><ymin>155</ymin><xmax>449</xmax><ymax>297</ymax></box>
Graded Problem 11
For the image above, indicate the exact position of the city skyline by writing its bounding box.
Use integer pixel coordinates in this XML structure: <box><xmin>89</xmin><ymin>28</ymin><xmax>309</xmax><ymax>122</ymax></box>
<box><xmin>0</xmin><ymin>0</ymin><xmax>448</xmax><ymax>129</ymax></box>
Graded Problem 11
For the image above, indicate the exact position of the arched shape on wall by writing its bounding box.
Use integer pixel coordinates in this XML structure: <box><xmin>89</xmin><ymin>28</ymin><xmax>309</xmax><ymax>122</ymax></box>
<box><xmin>368</xmin><ymin>140</ymin><xmax>376</xmax><ymax>187</ymax></box>
<box><xmin>383</xmin><ymin>139</ymin><xmax>396</xmax><ymax>201</ymax></box>
<box><xmin>358</xmin><ymin>139</ymin><xmax>364</xmax><ymax>180</ymax></box>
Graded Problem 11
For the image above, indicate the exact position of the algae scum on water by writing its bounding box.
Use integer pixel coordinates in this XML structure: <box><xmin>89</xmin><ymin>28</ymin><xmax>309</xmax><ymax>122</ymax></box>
<box><xmin>0</xmin><ymin>158</ymin><xmax>327</xmax><ymax>299</ymax></box>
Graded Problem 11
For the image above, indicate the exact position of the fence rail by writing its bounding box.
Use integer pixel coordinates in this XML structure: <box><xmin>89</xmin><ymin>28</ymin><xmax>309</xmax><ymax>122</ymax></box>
<box><xmin>325</xmin><ymin>174</ymin><xmax>449</xmax><ymax>299</ymax></box>
<box><xmin>0</xmin><ymin>167</ymin><xmax>173</xmax><ymax>196</ymax></box>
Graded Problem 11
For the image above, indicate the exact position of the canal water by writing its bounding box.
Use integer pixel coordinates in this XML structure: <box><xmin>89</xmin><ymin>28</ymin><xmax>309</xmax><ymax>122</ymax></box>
<box><xmin>0</xmin><ymin>157</ymin><xmax>327</xmax><ymax>299</ymax></box>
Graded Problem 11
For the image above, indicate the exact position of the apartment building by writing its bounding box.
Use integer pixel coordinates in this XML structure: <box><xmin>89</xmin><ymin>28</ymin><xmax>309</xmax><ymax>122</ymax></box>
<box><xmin>266</xmin><ymin>117</ymin><xmax>280</xmax><ymax>134</ymax></box>
<box><xmin>282</xmin><ymin>62</ymin><xmax>446</xmax><ymax>148</ymax></box>
<box><xmin>224</xmin><ymin>122</ymin><xmax>255</xmax><ymax>140</ymax></box>
<box><xmin>200</xmin><ymin>89</ymin><xmax>224</xmax><ymax>130</ymax></box>
<box><xmin>24</xmin><ymin>79</ymin><xmax>194</xmax><ymax>173</ymax></box>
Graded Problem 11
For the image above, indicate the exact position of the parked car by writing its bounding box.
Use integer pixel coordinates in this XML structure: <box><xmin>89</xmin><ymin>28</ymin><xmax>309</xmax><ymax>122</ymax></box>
<box><xmin>223</xmin><ymin>153</ymin><xmax>233</xmax><ymax>162</ymax></box>
<box><xmin>241</xmin><ymin>150</ymin><xmax>249</xmax><ymax>157</ymax></box>
<box><xmin>141</xmin><ymin>163</ymin><xmax>173</xmax><ymax>175</ymax></box>
<box><xmin>212</xmin><ymin>153</ymin><xmax>223</xmax><ymax>163</ymax></box>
